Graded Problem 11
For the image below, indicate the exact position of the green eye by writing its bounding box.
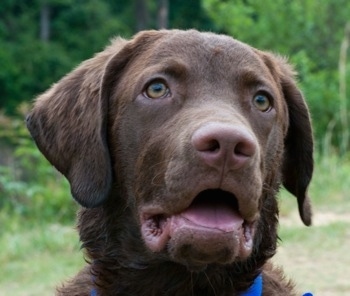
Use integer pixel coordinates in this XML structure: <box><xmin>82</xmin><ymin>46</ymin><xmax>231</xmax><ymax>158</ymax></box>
<box><xmin>145</xmin><ymin>81</ymin><xmax>169</xmax><ymax>99</ymax></box>
<box><xmin>253</xmin><ymin>94</ymin><xmax>271</xmax><ymax>112</ymax></box>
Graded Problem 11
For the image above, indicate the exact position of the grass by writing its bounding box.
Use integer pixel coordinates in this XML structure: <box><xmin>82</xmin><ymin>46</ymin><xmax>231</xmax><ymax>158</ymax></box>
<box><xmin>276</xmin><ymin>154</ymin><xmax>350</xmax><ymax>295</ymax></box>
<box><xmin>1</xmin><ymin>153</ymin><xmax>349</xmax><ymax>295</ymax></box>
<box><xmin>276</xmin><ymin>222</ymin><xmax>350</xmax><ymax>295</ymax></box>
<box><xmin>0</xmin><ymin>219</ymin><xmax>84</xmax><ymax>295</ymax></box>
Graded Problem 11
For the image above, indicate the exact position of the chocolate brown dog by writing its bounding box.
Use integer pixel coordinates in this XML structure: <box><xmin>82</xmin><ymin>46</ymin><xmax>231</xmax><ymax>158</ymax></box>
<box><xmin>27</xmin><ymin>30</ymin><xmax>313</xmax><ymax>295</ymax></box>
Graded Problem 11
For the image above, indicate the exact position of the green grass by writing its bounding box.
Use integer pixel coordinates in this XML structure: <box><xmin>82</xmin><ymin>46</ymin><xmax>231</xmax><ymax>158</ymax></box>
<box><xmin>276</xmin><ymin>221</ymin><xmax>350</xmax><ymax>295</ymax></box>
<box><xmin>276</xmin><ymin>154</ymin><xmax>350</xmax><ymax>295</ymax></box>
<box><xmin>1</xmin><ymin>154</ymin><xmax>349</xmax><ymax>295</ymax></box>
<box><xmin>0</xmin><ymin>219</ymin><xmax>84</xmax><ymax>295</ymax></box>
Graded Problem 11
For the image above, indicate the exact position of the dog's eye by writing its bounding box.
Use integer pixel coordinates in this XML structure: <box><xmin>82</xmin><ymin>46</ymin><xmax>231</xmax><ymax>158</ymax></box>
<box><xmin>145</xmin><ymin>81</ymin><xmax>170</xmax><ymax>99</ymax></box>
<box><xmin>252</xmin><ymin>94</ymin><xmax>271</xmax><ymax>112</ymax></box>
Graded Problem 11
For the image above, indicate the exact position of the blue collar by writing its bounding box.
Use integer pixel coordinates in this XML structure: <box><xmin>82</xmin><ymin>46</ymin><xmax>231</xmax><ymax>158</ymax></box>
<box><xmin>238</xmin><ymin>274</ymin><xmax>263</xmax><ymax>296</ymax></box>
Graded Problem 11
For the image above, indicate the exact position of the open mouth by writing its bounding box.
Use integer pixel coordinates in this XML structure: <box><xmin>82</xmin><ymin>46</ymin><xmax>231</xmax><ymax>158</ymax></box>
<box><xmin>178</xmin><ymin>189</ymin><xmax>242</xmax><ymax>232</ymax></box>
<box><xmin>141</xmin><ymin>189</ymin><xmax>256</xmax><ymax>262</ymax></box>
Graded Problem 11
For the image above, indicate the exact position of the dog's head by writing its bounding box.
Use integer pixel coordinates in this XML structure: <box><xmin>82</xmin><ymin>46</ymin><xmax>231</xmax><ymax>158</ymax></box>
<box><xmin>27</xmin><ymin>30</ymin><xmax>313</xmax><ymax>269</ymax></box>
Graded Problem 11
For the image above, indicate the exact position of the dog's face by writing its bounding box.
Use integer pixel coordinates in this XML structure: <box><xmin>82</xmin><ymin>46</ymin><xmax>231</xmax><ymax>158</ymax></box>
<box><xmin>110</xmin><ymin>32</ymin><xmax>290</xmax><ymax>267</ymax></box>
<box><xmin>27</xmin><ymin>30</ymin><xmax>313</xmax><ymax>270</ymax></box>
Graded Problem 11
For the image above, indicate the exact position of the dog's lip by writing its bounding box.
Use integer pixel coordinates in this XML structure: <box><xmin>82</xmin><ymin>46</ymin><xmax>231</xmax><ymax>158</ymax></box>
<box><xmin>140</xmin><ymin>188</ymin><xmax>258</xmax><ymax>224</ymax></box>
<box><xmin>140</xmin><ymin>189</ymin><xmax>257</xmax><ymax>253</ymax></box>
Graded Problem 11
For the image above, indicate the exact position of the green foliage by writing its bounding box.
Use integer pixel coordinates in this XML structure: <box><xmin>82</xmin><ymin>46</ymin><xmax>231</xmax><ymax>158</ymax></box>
<box><xmin>169</xmin><ymin>0</ymin><xmax>215</xmax><ymax>30</ymax></box>
<box><xmin>0</xmin><ymin>111</ymin><xmax>77</xmax><ymax>224</ymax></box>
<box><xmin>0</xmin><ymin>0</ymin><xmax>134</xmax><ymax>115</ymax></box>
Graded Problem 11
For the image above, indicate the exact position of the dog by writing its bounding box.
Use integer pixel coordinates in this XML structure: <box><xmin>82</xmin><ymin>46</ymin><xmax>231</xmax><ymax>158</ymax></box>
<box><xmin>27</xmin><ymin>29</ymin><xmax>313</xmax><ymax>295</ymax></box>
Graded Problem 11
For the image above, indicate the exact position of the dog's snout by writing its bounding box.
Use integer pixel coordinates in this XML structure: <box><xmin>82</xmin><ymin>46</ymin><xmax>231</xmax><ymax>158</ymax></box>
<box><xmin>191</xmin><ymin>123</ymin><xmax>257</xmax><ymax>171</ymax></box>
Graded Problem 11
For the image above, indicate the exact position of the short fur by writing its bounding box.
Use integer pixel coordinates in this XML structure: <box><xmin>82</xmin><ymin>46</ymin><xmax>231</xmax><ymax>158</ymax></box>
<box><xmin>27</xmin><ymin>30</ymin><xmax>313</xmax><ymax>296</ymax></box>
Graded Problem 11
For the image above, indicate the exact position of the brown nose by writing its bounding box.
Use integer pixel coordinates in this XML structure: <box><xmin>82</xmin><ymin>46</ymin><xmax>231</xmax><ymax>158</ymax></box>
<box><xmin>191</xmin><ymin>123</ymin><xmax>257</xmax><ymax>171</ymax></box>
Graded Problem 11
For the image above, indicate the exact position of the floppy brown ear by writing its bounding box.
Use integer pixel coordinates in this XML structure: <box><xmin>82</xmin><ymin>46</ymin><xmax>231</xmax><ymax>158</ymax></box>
<box><xmin>258</xmin><ymin>51</ymin><xmax>313</xmax><ymax>225</ymax></box>
<box><xmin>26</xmin><ymin>40</ymin><xmax>128</xmax><ymax>208</ymax></box>
<box><xmin>26</xmin><ymin>31</ymin><xmax>167</xmax><ymax>208</ymax></box>
<box><xmin>279</xmin><ymin>61</ymin><xmax>314</xmax><ymax>226</ymax></box>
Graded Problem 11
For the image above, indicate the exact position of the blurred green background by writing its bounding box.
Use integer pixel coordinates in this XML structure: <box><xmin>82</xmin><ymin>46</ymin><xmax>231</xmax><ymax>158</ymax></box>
<box><xmin>0</xmin><ymin>1</ymin><xmax>349</xmax><ymax>295</ymax></box>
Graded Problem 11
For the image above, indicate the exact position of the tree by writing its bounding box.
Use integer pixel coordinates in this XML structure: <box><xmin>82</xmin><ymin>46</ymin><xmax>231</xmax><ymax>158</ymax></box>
<box><xmin>135</xmin><ymin>0</ymin><xmax>150</xmax><ymax>31</ymax></box>
<box><xmin>40</xmin><ymin>2</ymin><xmax>50</xmax><ymax>42</ymax></box>
<box><xmin>157</xmin><ymin>0</ymin><xmax>168</xmax><ymax>29</ymax></box>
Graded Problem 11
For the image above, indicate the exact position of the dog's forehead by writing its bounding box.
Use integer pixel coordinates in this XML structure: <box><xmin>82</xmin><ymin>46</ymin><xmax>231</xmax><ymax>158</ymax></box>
<box><xmin>131</xmin><ymin>30</ymin><xmax>276</xmax><ymax>87</ymax></box>
<box><xmin>149</xmin><ymin>30</ymin><xmax>261</xmax><ymax>67</ymax></box>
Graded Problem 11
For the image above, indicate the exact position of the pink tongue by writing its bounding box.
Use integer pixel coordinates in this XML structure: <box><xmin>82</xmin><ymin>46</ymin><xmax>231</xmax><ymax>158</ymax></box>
<box><xmin>179</xmin><ymin>198</ymin><xmax>243</xmax><ymax>232</ymax></box>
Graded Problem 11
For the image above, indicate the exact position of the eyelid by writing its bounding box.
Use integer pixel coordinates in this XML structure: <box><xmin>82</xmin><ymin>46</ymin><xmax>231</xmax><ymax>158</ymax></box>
<box><xmin>144</xmin><ymin>78</ymin><xmax>167</xmax><ymax>87</ymax></box>
<box><xmin>143</xmin><ymin>76</ymin><xmax>168</xmax><ymax>91</ymax></box>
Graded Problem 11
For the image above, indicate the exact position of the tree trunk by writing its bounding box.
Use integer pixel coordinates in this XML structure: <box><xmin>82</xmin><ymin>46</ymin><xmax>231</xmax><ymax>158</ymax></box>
<box><xmin>339</xmin><ymin>22</ymin><xmax>350</xmax><ymax>154</ymax></box>
<box><xmin>157</xmin><ymin>0</ymin><xmax>168</xmax><ymax>29</ymax></box>
<box><xmin>135</xmin><ymin>0</ymin><xmax>149</xmax><ymax>31</ymax></box>
<box><xmin>40</xmin><ymin>2</ymin><xmax>50</xmax><ymax>42</ymax></box>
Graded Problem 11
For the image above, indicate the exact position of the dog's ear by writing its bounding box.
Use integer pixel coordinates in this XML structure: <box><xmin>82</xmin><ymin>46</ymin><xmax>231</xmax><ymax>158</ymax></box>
<box><xmin>281</xmin><ymin>73</ymin><xmax>313</xmax><ymax>226</ymax></box>
<box><xmin>276</xmin><ymin>57</ymin><xmax>314</xmax><ymax>226</ymax></box>
<box><xmin>26</xmin><ymin>45</ymin><xmax>120</xmax><ymax>207</ymax></box>
<box><xmin>258</xmin><ymin>52</ymin><xmax>314</xmax><ymax>226</ymax></box>
<box><xmin>26</xmin><ymin>31</ymin><xmax>165</xmax><ymax>208</ymax></box>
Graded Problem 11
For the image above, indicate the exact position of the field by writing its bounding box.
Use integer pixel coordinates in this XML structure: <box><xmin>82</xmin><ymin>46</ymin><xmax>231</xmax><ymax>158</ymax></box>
<box><xmin>1</xmin><ymin>155</ymin><xmax>349</xmax><ymax>295</ymax></box>
<box><xmin>277</xmin><ymin>200</ymin><xmax>350</xmax><ymax>295</ymax></box>
<box><xmin>276</xmin><ymin>155</ymin><xmax>350</xmax><ymax>295</ymax></box>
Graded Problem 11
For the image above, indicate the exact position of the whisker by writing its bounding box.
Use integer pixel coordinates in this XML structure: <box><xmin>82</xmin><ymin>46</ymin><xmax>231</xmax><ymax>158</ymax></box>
<box><xmin>204</xmin><ymin>271</ymin><xmax>217</xmax><ymax>296</ymax></box>
<box><xmin>190</xmin><ymin>271</ymin><xmax>194</xmax><ymax>296</ymax></box>
<box><xmin>148</xmin><ymin>159</ymin><xmax>169</xmax><ymax>171</ymax></box>
<box><xmin>150</xmin><ymin>171</ymin><xmax>165</xmax><ymax>187</ymax></box>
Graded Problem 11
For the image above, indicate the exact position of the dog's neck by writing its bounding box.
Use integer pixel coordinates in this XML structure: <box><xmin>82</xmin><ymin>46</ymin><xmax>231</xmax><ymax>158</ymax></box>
<box><xmin>90</xmin><ymin>274</ymin><xmax>262</xmax><ymax>296</ymax></box>
<box><xmin>89</xmin><ymin>258</ymin><xmax>263</xmax><ymax>295</ymax></box>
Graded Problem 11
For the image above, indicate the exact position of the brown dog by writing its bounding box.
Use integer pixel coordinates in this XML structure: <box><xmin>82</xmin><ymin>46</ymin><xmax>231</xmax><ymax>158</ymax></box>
<box><xmin>27</xmin><ymin>30</ymin><xmax>313</xmax><ymax>295</ymax></box>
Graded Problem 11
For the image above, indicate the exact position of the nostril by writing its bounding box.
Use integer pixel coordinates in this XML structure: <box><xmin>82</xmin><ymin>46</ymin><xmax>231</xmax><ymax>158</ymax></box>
<box><xmin>206</xmin><ymin>140</ymin><xmax>220</xmax><ymax>152</ymax></box>
<box><xmin>192</xmin><ymin>130</ymin><xmax>221</xmax><ymax>153</ymax></box>
<box><xmin>234</xmin><ymin>141</ymin><xmax>256</xmax><ymax>158</ymax></box>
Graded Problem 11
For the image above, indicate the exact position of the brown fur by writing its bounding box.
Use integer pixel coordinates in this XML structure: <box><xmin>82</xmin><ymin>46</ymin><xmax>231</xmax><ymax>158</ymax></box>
<box><xmin>26</xmin><ymin>30</ymin><xmax>313</xmax><ymax>296</ymax></box>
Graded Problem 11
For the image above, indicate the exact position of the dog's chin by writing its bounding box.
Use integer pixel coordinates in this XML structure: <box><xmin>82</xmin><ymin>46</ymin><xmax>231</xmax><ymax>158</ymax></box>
<box><xmin>140</xmin><ymin>189</ymin><xmax>257</xmax><ymax>269</ymax></box>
